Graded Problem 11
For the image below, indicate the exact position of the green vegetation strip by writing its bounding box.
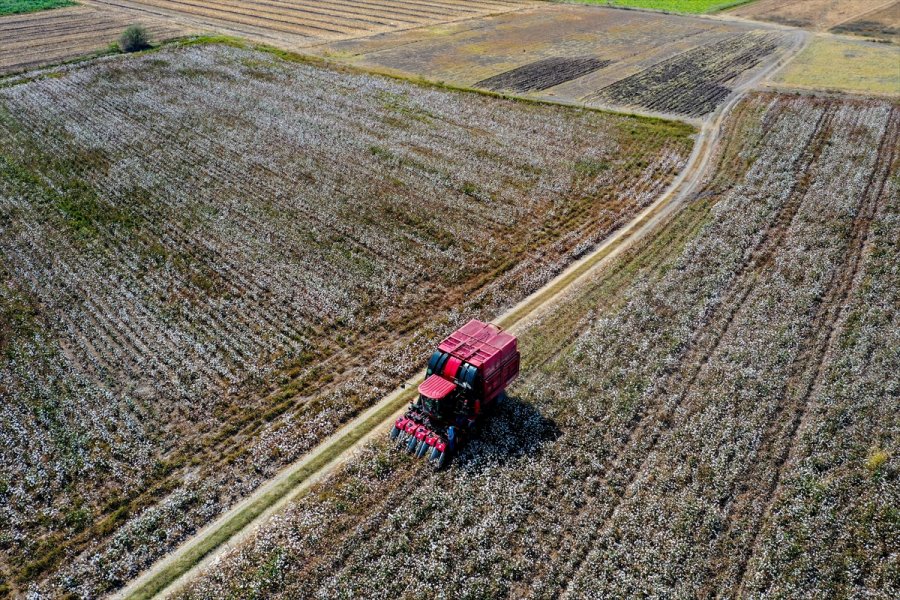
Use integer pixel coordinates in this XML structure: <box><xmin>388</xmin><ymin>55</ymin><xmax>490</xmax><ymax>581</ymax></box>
<box><xmin>124</xmin><ymin>387</ymin><xmax>417</xmax><ymax>600</ymax></box>
<box><xmin>564</xmin><ymin>0</ymin><xmax>757</xmax><ymax>14</ymax></box>
<box><xmin>0</xmin><ymin>0</ymin><xmax>75</xmax><ymax>16</ymax></box>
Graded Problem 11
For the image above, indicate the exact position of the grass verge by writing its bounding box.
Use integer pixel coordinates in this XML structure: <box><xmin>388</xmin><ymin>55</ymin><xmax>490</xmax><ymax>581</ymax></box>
<box><xmin>560</xmin><ymin>0</ymin><xmax>758</xmax><ymax>15</ymax></box>
<box><xmin>0</xmin><ymin>0</ymin><xmax>74</xmax><ymax>16</ymax></box>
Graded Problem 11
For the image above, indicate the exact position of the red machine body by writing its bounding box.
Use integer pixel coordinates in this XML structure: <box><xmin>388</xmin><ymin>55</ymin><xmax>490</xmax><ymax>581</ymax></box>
<box><xmin>390</xmin><ymin>320</ymin><xmax>519</xmax><ymax>468</ymax></box>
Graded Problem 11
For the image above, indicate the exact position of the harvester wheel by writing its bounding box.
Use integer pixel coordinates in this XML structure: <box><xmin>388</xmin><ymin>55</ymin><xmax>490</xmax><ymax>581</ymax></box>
<box><xmin>406</xmin><ymin>436</ymin><xmax>418</xmax><ymax>454</ymax></box>
<box><xmin>389</xmin><ymin>426</ymin><xmax>400</xmax><ymax>440</ymax></box>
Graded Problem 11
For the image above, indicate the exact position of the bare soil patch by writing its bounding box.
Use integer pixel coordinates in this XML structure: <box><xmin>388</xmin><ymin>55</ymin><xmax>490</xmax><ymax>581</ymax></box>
<box><xmin>830</xmin><ymin>1</ymin><xmax>900</xmax><ymax>43</ymax></box>
<box><xmin>475</xmin><ymin>56</ymin><xmax>612</xmax><ymax>93</ymax></box>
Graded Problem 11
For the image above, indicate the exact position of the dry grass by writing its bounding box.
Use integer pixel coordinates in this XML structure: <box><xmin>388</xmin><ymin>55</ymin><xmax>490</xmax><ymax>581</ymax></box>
<box><xmin>770</xmin><ymin>35</ymin><xmax>900</xmax><ymax>96</ymax></box>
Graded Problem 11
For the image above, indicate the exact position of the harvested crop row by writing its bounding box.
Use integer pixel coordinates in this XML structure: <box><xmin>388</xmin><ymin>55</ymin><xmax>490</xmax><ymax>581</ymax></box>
<box><xmin>475</xmin><ymin>56</ymin><xmax>612</xmax><ymax>93</ymax></box>
<box><xmin>0</xmin><ymin>44</ymin><xmax>694</xmax><ymax>597</ymax></box>
<box><xmin>172</xmin><ymin>92</ymin><xmax>899</xmax><ymax>599</ymax></box>
<box><xmin>590</xmin><ymin>31</ymin><xmax>787</xmax><ymax>117</ymax></box>
<box><xmin>0</xmin><ymin>5</ymin><xmax>191</xmax><ymax>75</ymax></box>
<box><xmin>85</xmin><ymin>0</ymin><xmax>529</xmax><ymax>43</ymax></box>
<box><xmin>317</xmin><ymin>4</ymin><xmax>797</xmax><ymax>122</ymax></box>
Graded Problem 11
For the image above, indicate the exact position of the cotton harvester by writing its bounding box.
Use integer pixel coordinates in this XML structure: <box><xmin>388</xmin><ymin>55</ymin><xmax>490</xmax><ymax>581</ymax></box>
<box><xmin>390</xmin><ymin>319</ymin><xmax>520</xmax><ymax>469</ymax></box>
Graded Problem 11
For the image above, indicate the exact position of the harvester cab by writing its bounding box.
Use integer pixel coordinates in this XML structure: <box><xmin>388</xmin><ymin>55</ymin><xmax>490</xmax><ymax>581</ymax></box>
<box><xmin>390</xmin><ymin>319</ymin><xmax>520</xmax><ymax>469</ymax></box>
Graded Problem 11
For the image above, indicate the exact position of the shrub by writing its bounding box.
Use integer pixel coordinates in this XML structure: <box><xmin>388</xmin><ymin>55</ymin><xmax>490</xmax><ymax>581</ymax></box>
<box><xmin>119</xmin><ymin>25</ymin><xmax>151</xmax><ymax>53</ymax></box>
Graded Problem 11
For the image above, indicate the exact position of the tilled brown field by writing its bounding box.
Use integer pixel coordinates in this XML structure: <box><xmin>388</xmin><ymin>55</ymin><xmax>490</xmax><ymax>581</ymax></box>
<box><xmin>0</xmin><ymin>5</ymin><xmax>191</xmax><ymax>75</ymax></box>
<box><xmin>316</xmin><ymin>3</ymin><xmax>796</xmax><ymax>120</ymax></box>
<box><xmin>173</xmin><ymin>91</ymin><xmax>899</xmax><ymax>599</ymax></box>
<box><xmin>0</xmin><ymin>44</ymin><xmax>695</xmax><ymax>597</ymax></box>
<box><xmin>84</xmin><ymin>0</ymin><xmax>530</xmax><ymax>46</ymax></box>
<box><xmin>732</xmin><ymin>0</ymin><xmax>900</xmax><ymax>42</ymax></box>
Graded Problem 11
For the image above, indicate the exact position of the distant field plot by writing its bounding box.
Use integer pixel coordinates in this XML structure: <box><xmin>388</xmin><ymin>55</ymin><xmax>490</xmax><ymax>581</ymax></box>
<box><xmin>176</xmin><ymin>91</ymin><xmax>900</xmax><ymax>599</ymax></box>
<box><xmin>732</xmin><ymin>0</ymin><xmax>900</xmax><ymax>42</ymax></box>
<box><xmin>831</xmin><ymin>2</ymin><xmax>900</xmax><ymax>43</ymax></box>
<box><xmin>573</xmin><ymin>0</ymin><xmax>754</xmax><ymax>13</ymax></box>
<box><xmin>317</xmin><ymin>3</ymin><xmax>794</xmax><ymax>120</ymax></box>
<box><xmin>476</xmin><ymin>56</ymin><xmax>612</xmax><ymax>92</ymax></box>
<box><xmin>0</xmin><ymin>5</ymin><xmax>191</xmax><ymax>74</ymax></box>
<box><xmin>771</xmin><ymin>36</ymin><xmax>900</xmax><ymax>96</ymax></box>
<box><xmin>0</xmin><ymin>44</ymin><xmax>694</xmax><ymax>597</ymax></box>
<box><xmin>83</xmin><ymin>0</ymin><xmax>530</xmax><ymax>46</ymax></box>
<box><xmin>0</xmin><ymin>0</ymin><xmax>74</xmax><ymax>16</ymax></box>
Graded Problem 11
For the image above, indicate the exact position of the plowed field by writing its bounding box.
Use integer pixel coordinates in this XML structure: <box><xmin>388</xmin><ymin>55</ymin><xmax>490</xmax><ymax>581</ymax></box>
<box><xmin>0</xmin><ymin>43</ymin><xmax>695</xmax><ymax>598</ymax></box>
<box><xmin>0</xmin><ymin>5</ymin><xmax>191</xmax><ymax>75</ymax></box>
<box><xmin>84</xmin><ymin>0</ymin><xmax>530</xmax><ymax>46</ymax></box>
<box><xmin>317</xmin><ymin>3</ymin><xmax>796</xmax><ymax>120</ymax></box>
<box><xmin>173</xmin><ymin>91</ymin><xmax>900</xmax><ymax>600</ymax></box>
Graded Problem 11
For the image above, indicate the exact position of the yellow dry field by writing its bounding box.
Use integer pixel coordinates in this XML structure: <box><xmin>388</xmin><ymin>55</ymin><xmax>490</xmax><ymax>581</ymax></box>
<box><xmin>0</xmin><ymin>5</ymin><xmax>192</xmax><ymax>75</ymax></box>
<box><xmin>731</xmin><ymin>0</ymin><xmax>899</xmax><ymax>42</ymax></box>
<box><xmin>81</xmin><ymin>0</ymin><xmax>531</xmax><ymax>47</ymax></box>
<box><xmin>769</xmin><ymin>36</ymin><xmax>900</xmax><ymax>96</ymax></box>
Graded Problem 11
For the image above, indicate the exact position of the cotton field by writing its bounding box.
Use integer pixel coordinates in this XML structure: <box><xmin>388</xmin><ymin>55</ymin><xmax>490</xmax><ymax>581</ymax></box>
<box><xmin>0</xmin><ymin>44</ymin><xmax>694</xmax><ymax>595</ymax></box>
<box><xmin>174</xmin><ymin>92</ymin><xmax>899</xmax><ymax>599</ymax></box>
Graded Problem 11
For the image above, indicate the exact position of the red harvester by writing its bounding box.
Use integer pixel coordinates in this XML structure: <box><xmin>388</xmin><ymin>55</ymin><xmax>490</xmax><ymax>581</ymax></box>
<box><xmin>390</xmin><ymin>319</ymin><xmax>520</xmax><ymax>469</ymax></box>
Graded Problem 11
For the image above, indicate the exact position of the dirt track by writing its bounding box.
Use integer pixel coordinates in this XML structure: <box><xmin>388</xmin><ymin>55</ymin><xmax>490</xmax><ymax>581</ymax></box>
<box><xmin>113</xmin><ymin>27</ymin><xmax>809</xmax><ymax>600</ymax></box>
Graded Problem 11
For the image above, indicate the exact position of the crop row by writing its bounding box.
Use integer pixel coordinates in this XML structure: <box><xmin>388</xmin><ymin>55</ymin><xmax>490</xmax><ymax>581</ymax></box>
<box><xmin>90</xmin><ymin>0</ymin><xmax>527</xmax><ymax>42</ymax></box>
<box><xmin>0</xmin><ymin>43</ymin><xmax>694</xmax><ymax>596</ymax></box>
<box><xmin>172</xmin><ymin>92</ymin><xmax>899</xmax><ymax>599</ymax></box>
<box><xmin>592</xmin><ymin>32</ymin><xmax>788</xmax><ymax>118</ymax></box>
<box><xmin>475</xmin><ymin>57</ymin><xmax>613</xmax><ymax>93</ymax></box>
<box><xmin>0</xmin><ymin>5</ymin><xmax>190</xmax><ymax>75</ymax></box>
